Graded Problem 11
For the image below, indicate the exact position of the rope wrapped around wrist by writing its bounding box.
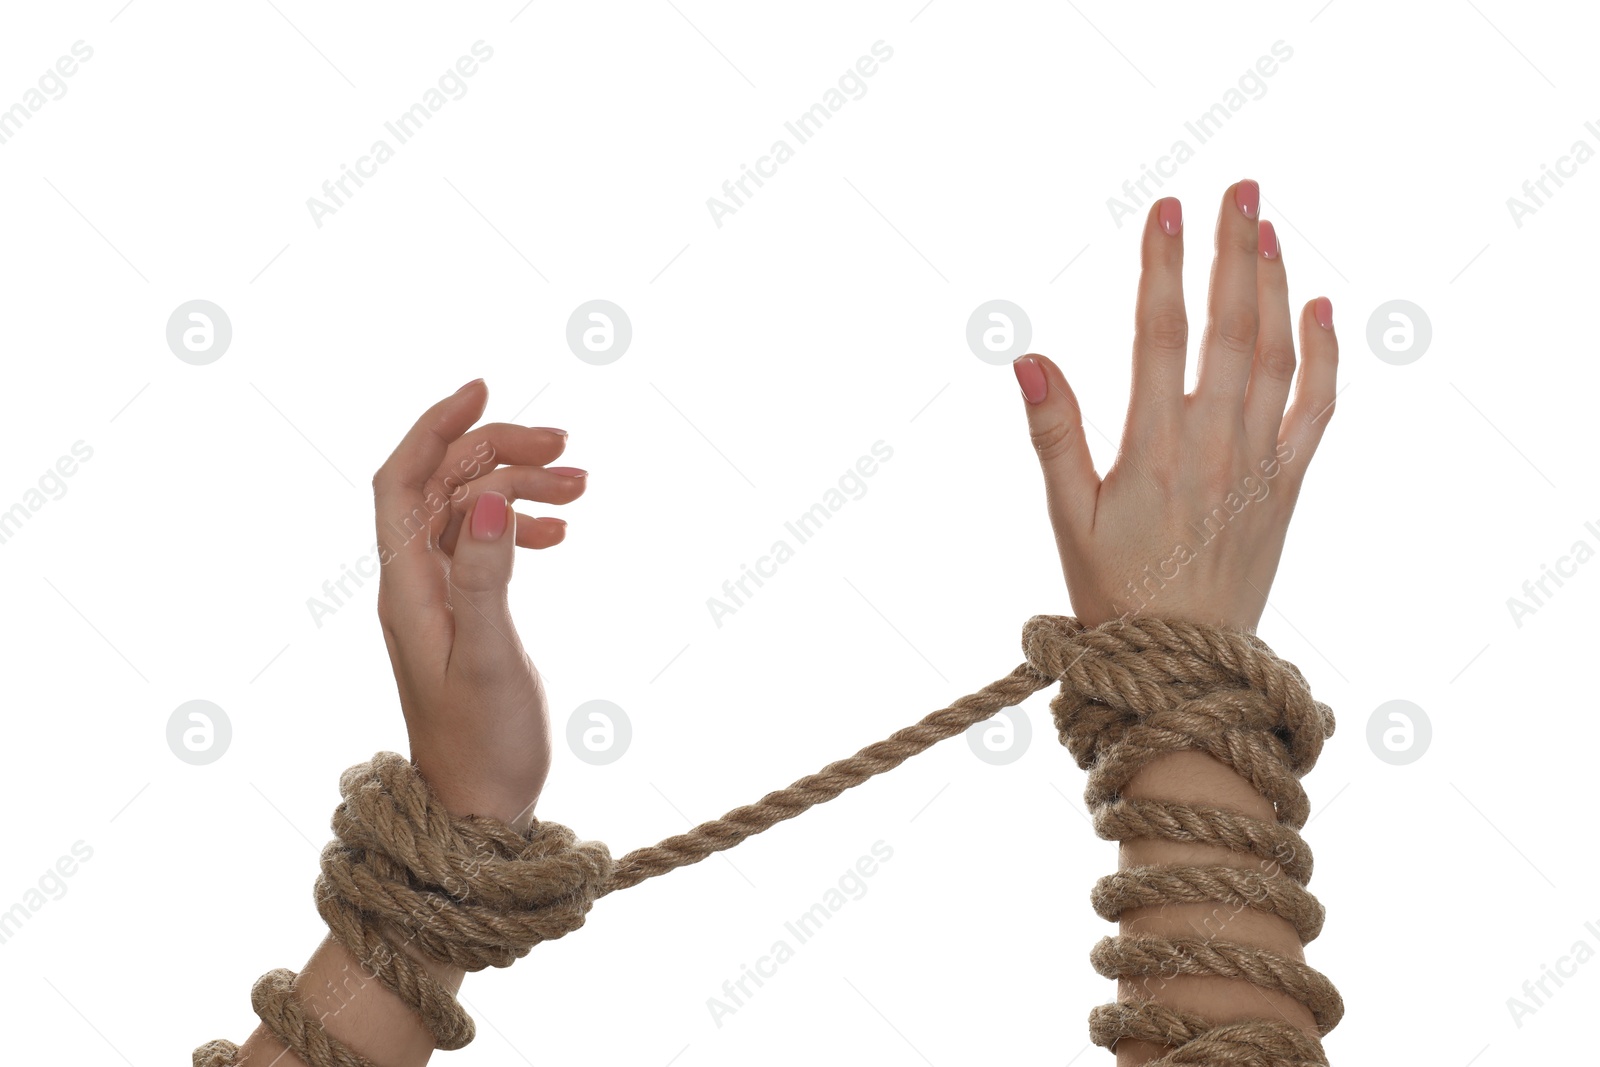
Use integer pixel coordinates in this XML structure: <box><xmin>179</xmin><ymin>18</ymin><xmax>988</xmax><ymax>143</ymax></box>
<box><xmin>196</xmin><ymin>614</ymin><xmax>1340</xmax><ymax>1067</ymax></box>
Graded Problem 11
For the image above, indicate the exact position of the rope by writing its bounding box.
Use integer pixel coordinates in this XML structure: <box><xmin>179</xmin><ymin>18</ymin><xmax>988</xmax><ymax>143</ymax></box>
<box><xmin>196</xmin><ymin>614</ymin><xmax>1339</xmax><ymax>1066</ymax></box>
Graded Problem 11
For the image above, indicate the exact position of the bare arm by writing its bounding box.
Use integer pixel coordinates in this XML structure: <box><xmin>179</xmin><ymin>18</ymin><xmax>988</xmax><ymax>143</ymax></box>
<box><xmin>222</xmin><ymin>381</ymin><xmax>582</xmax><ymax>1064</ymax></box>
<box><xmin>1012</xmin><ymin>179</ymin><xmax>1338</xmax><ymax>1063</ymax></box>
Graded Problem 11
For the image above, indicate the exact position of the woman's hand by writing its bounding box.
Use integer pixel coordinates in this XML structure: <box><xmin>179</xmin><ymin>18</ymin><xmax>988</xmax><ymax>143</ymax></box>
<box><xmin>228</xmin><ymin>382</ymin><xmax>585</xmax><ymax>1066</ymax></box>
<box><xmin>1013</xmin><ymin>180</ymin><xmax>1337</xmax><ymax>631</ymax></box>
<box><xmin>370</xmin><ymin>379</ymin><xmax>586</xmax><ymax>830</ymax></box>
<box><xmin>1013</xmin><ymin>181</ymin><xmax>1340</xmax><ymax>1064</ymax></box>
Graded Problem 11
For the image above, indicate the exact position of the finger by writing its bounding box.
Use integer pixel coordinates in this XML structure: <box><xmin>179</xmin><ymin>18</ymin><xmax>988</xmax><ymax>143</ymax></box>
<box><xmin>516</xmin><ymin>515</ymin><xmax>567</xmax><ymax>550</ymax></box>
<box><xmin>441</xmin><ymin>424</ymin><xmax>568</xmax><ymax>487</ymax></box>
<box><xmin>1280</xmin><ymin>298</ymin><xmax>1338</xmax><ymax>464</ymax></box>
<box><xmin>1194</xmin><ymin>179</ymin><xmax>1261</xmax><ymax>410</ymax></box>
<box><xmin>438</xmin><ymin>467</ymin><xmax>587</xmax><ymax>554</ymax></box>
<box><xmin>446</xmin><ymin>490</ymin><xmax>520</xmax><ymax>664</ymax></box>
<box><xmin>1129</xmin><ymin>196</ymin><xmax>1188</xmax><ymax>440</ymax></box>
<box><xmin>1014</xmin><ymin>353</ymin><xmax>1101</xmax><ymax>535</ymax></box>
<box><xmin>373</xmin><ymin>379</ymin><xmax>489</xmax><ymax>643</ymax></box>
<box><xmin>1242</xmin><ymin>219</ymin><xmax>1296</xmax><ymax>455</ymax></box>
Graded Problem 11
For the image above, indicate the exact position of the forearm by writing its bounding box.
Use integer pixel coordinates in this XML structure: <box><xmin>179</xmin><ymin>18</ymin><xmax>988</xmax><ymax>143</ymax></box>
<box><xmin>1112</xmin><ymin>749</ymin><xmax>1317</xmax><ymax>1066</ymax></box>
<box><xmin>231</xmin><ymin>922</ymin><xmax>464</xmax><ymax>1065</ymax></box>
<box><xmin>229</xmin><ymin>768</ymin><xmax>532</xmax><ymax>1066</ymax></box>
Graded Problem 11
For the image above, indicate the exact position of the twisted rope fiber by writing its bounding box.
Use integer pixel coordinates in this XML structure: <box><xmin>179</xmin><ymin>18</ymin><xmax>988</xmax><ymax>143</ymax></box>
<box><xmin>196</xmin><ymin>615</ymin><xmax>1340</xmax><ymax>1066</ymax></box>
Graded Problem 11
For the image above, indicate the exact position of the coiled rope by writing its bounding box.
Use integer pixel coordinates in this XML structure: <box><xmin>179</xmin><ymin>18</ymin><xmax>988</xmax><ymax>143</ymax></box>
<box><xmin>195</xmin><ymin>614</ymin><xmax>1339</xmax><ymax>1066</ymax></box>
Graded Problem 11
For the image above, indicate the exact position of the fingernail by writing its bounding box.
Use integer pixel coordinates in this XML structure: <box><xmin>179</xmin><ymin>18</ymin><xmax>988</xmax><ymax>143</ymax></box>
<box><xmin>534</xmin><ymin>516</ymin><xmax>567</xmax><ymax>527</ymax></box>
<box><xmin>533</xmin><ymin>426</ymin><xmax>567</xmax><ymax>436</ymax></box>
<box><xmin>470</xmin><ymin>491</ymin><xmax>507</xmax><ymax>541</ymax></box>
<box><xmin>1235</xmin><ymin>179</ymin><xmax>1259</xmax><ymax>220</ymax></box>
<box><xmin>547</xmin><ymin>466</ymin><xmax>587</xmax><ymax>478</ymax></box>
<box><xmin>1158</xmin><ymin>197</ymin><xmax>1182</xmax><ymax>236</ymax></box>
<box><xmin>1313</xmin><ymin>296</ymin><xmax>1334</xmax><ymax>330</ymax></box>
<box><xmin>1013</xmin><ymin>355</ymin><xmax>1048</xmax><ymax>405</ymax></box>
<box><xmin>1259</xmin><ymin>220</ymin><xmax>1279</xmax><ymax>260</ymax></box>
<box><xmin>456</xmin><ymin>378</ymin><xmax>484</xmax><ymax>395</ymax></box>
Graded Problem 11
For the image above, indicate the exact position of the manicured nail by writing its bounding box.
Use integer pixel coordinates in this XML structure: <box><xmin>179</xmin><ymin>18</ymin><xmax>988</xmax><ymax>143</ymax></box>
<box><xmin>1313</xmin><ymin>296</ymin><xmax>1333</xmax><ymax>330</ymax></box>
<box><xmin>534</xmin><ymin>516</ymin><xmax>567</xmax><ymax>527</ymax></box>
<box><xmin>470</xmin><ymin>491</ymin><xmax>507</xmax><ymax>541</ymax></box>
<box><xmin>456</xmin><ymin>378</ymin><xmax>484</xmax><ymax>395</ymax></box>
<box><xmin>547</xmin><ymin>466</ymin><xmax>587</xmax><ymax>478</ymax></box>
<box><xmin>533</xmin><ymin>426</ymin><xmax>567</xmax><ymax>436</ymax></box>
<box><xmin>1158</xmin><ymin>197</ymin><xmax>1182</xmax><ymax>236</ymax></box>
<box><xmin>1235</xmin><ymin>179</ymin><xmax>1259</xmax><ymax>220</ymax></box>
<box><xmin>1013</xmin><ymin>355</ymin><xmax>1048</xmax><ymax>405</ymax></box>
<box><xmin>1259</xmin><ymin>220</ymin><xmax>1279</xmax><ymax>260</ymax></box>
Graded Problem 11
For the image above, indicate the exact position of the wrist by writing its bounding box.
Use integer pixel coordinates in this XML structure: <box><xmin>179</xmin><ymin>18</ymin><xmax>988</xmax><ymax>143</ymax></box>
<box><xmin>412</xmin><ymin>756</ymin><xmax>535</xmax><ymax>834</ymax></box>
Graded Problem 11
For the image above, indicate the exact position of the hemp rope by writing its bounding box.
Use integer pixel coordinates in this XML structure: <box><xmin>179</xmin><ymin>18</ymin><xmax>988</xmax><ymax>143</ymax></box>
<box><xmin>195</xmin><ymin>614</ymin><xmax>1340</xmax><ymax>1067</ymax></box>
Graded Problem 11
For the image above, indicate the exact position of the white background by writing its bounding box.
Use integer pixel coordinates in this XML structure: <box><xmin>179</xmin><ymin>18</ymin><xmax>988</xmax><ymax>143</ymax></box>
<box><xmin>1</xmin><ymin>1</ymin><xmax>1595</xmax><ymax>1063</ymax></box>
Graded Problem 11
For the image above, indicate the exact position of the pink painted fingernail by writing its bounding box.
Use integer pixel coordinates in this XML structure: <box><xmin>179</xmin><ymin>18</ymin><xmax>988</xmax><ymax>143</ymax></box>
<box><xmin>547</xmin><ymin>466</ymin><xmax>587</xmax><ymax>478</ymax></box>
<box><xmin>1235</xmin><ymin>179</ymin><xmax>1259</xmax><ymax>219</ymax></box>
<box><xmin>1259</xmin><ymin>220</ymin><xmax>1279</xmax><ymax>260</ymax></box>
<box><xmin>1313</xmin><ymin>297</ymin><xmax>1333</xmax><ymax>330</ymax></box>
<box><xmin>1158</xmin><ymin>197</ymin><xmax>1182</xmax><ymax>236</ymax></box>
<box><xmin>533</xmin><ymin>427</ymin><xmax>567</xmax><ymax>436</ymax></box>
<box><xmin>470</xmin><ymin>491</ymin><xmax>507</xmax><ymax>541</ymax></box>
<box><xmin>456</xmin><ymin>378</ymin><xmax>484</xmax><ymax>395</ymax></box>
<box><xmin>1013</xmin><ymin>355</ymin><xmax>1048</xmax><ymax>405</ymax></box>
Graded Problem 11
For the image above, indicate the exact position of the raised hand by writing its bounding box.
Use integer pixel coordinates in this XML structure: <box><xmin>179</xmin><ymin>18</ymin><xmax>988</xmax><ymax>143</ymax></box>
<box><xmin>370</xmin><ymin>379</ymin><xmax>586</xmax><ymax>830</ymax></box>
<box><xmin>1013</xmin><ymin>180</ymin><xmax>1337</xmax><ymax>631</ymax></box>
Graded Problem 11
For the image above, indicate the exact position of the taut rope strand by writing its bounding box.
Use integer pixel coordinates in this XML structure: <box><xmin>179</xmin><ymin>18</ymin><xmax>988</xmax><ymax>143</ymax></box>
<box><xmin>196</xmin><ymin>614</ymin><xmax>1339</xmax><ymax>1066</ymax></box>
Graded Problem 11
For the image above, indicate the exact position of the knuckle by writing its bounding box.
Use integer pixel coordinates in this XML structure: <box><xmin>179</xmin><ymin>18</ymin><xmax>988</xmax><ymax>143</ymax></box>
<box><xmin>1255</xmin><ymin>340</ymin><xmax>1298</xmax><ymax>382</ymax></box>
<box><xmin>1214</xmin><ymin>308</ymin><xmax>1259</xmax><ymax>350</ymax></box>
<box><xmin>1138</xmin><ymin>308</ymin><xmax>1189</xmax><ymax>354</ymax></box>
<box><xmin>1030</xmin><ymin>418</ymin><xmax>1084</xmax><ymax>465</ymax></box>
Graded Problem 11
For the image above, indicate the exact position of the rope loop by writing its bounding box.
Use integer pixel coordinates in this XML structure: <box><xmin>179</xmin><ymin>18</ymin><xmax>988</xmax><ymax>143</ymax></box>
<box><xmin>1023</xmin><ymin>614</ymin><xmax>1341</xmax><ymax>1059</ymax></box>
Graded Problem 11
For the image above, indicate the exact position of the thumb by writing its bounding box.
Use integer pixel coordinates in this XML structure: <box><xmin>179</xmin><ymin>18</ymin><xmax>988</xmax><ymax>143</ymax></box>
<box><xmin>448</xmin><ymin>490</ymin><xmax>519</xmax><ymax>655</ymax></box>
<box><xmin>1013</xmin><ymin>353</ymin><xmax>1100</xmax><ymax>534</ymax></box>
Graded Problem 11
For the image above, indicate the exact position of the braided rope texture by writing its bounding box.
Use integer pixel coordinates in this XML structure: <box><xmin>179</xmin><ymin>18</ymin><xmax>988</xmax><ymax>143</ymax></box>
<box><xmin>1024</xmin><ymin>614</ymin><xmax>1342</xmax><ymax>1063</ymax></box>
<box><xmin>196</xmin><ymin>614</ymin><xmax>1338</xmax><ymax>1066</ymax></box>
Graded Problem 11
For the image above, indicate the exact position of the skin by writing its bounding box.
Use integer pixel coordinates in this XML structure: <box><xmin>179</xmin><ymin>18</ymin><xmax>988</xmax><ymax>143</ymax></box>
<box><xmin>232</xmin><ymin>380</ymin><xmax>583</xmax><ymax>1065</ymax></box>
<box><xmin>228</xmin><ymin>179</ymin><xmax>1337</xmax><ymax>1065</ymax></box>
<box><xmin>1012</xmin><ymin>180</ymin><xmax>1338</xmax><ymax>1064</ymax></box>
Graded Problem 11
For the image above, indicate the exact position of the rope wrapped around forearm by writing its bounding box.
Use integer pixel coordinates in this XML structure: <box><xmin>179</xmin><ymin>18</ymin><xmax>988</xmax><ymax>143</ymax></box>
<box><xmin>195</xmin><ymin>614</ymin><xmax>1339</xmax><ymax>1067</ymax></box>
